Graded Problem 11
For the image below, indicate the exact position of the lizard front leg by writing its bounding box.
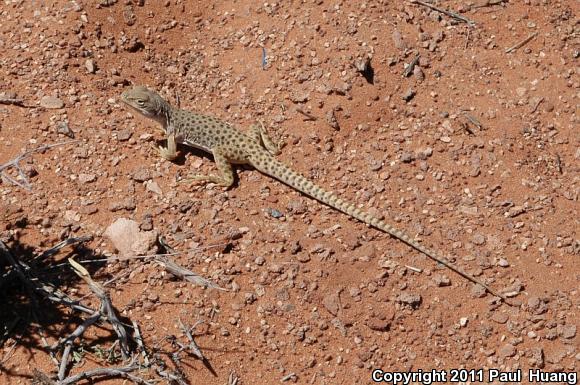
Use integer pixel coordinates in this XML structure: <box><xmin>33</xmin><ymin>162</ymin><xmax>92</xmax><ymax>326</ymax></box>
<box><xmin>157</xmin><ymin>133</ymin><xmax>178</xmax><ymax>161</ymax></box>
<box><xmin>183</xmin><ymin>147</ymin><xmax>235</xmax><ymax>188</ymax></box>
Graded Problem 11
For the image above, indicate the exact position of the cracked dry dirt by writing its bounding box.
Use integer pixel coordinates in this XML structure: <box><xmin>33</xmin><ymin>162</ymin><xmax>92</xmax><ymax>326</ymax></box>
<box><xmin>1</xmin><ymin>1</ymin><xmax>578</xmax><ymax>384</ymax></box>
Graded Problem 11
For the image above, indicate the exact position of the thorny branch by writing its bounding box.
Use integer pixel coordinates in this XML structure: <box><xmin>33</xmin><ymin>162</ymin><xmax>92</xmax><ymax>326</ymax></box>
<box><xmin>0</xmin><ymin>141</ymin><xmax>77</xmax><ymax>190</ymax></box>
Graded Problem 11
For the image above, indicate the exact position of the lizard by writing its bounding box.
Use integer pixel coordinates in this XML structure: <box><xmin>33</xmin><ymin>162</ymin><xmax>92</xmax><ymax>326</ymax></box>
<box><xmin>120</xmin><ymin>85</ymin><xmax>507</xmax><ymax>301</ymax></box>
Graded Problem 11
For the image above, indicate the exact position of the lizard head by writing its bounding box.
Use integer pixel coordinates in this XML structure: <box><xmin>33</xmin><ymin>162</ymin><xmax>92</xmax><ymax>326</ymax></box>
<box><xmin>120</xmin><ymin>86</ymin><xmax>169</xmax><ymax>120</ymax></box>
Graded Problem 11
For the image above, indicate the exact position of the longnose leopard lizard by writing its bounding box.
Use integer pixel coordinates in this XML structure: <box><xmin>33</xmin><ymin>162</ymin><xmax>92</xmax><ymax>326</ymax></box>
<box><xmin>120</xmin><ymin>85</ymin><xmax>507</xmax><ymax>302</ymax></box>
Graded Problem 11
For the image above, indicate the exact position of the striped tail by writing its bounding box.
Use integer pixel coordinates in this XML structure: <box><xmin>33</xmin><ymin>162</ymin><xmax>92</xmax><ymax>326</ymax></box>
<box><xmin>251</xmin><ymin>153</ymin><xmax>505</xmax><ymax>300</ymax></box>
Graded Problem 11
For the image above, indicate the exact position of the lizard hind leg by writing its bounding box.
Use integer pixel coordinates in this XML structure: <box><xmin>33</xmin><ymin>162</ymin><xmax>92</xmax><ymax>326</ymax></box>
<box><xmin>182</xmin><ymin>148</ymin><xmax>235</xmax><ymax>189</ymax></box>
<box><xmin>250</xmin><ymin>121</ymin><xmax>281</xmax><ymax>156</ymax></box>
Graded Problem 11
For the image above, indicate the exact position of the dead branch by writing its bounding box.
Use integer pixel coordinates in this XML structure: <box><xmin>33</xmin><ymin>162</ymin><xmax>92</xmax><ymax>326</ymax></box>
<box><xmin>0</xmin><ymin>141</ymin><xmax>78</xmax><ymax>190</ymax></box>
<box><xmin>505</xmin><ymin>32</ymin><xmax>538</xmax><ymax>53</ymax></box>
<box><xmin>59</xmin><ymin>362</ymin><xmax>152</xmax><ymax>385</ymax></box>
<box><xmin>408</xmin><ymin>0</ymin><xmax>476</xmax><ymax>26</ymax></box>
<box><xmin>68</xmin><ymin>258</ymin><xmax>131</xmax><ymax>359</ymax></box>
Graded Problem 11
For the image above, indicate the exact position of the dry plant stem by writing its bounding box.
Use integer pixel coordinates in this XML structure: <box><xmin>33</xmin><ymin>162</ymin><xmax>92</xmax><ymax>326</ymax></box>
<box><xmin>0</xmin><ymin>140</ymin><xmax>78</xmax><ymax>190</ymax></box>
<box><xmin>154</xmin><ymin>255</ymin><xmax>225</xmax><ymax>290</ymax></box>
<box><xmin>59</xmin><ymin>364</ymin><xmax>152</xmax><ymax>385</ymax></box>
<box><xmin>178</xmin><ymin>319</ymin><xmax>205</xmax><ymax>361</ymax></box>
<box><xmin>132</xmin><ymin>321</ymin><xmax>150</xmax><ymax>367</ymax></box>
<box><xmin>69</xmin><ymin>258</ymin><xmax>131</xmax><ymax>358</ymax></box>
<box><xmin>0</xmin><ymin>95</ymin><xmax>29</xmax><ymax>107</ymax></box>
<box><xmin>35</xmin><ymin>236</ymin><xmax>92</xmax><ymax>261</ymax></box>
<box><xmin>408</xmin><ymin>0</ymin><xmax>476</xmax><ymax>25</ymax></box>
<box><xmin>56</xmin><ymin>312</ymin><xmax>100</xmax><ymax>381</ymax></box>
<box><xmin>295</xmin><ymin>107</ymin><xmax>317</xmax><ymax>121</ymax></box>
<box><xmin>505</xmin><ymin>32</ymin><xmax>538</xmax><ymax>53</ymax></box>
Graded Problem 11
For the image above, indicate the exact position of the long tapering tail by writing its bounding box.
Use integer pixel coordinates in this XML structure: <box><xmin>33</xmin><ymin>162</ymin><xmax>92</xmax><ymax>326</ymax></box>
<box><xmin>251</xmin><ymin>152</ymin><xmax>506</xmax><ymax>300</ymax></box>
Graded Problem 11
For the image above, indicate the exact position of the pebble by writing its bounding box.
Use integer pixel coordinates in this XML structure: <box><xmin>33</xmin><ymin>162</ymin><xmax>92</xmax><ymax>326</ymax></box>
<box><xmin>85</xmin><ymin>59</ymin><xmax>96</xmax><ymax>73</ymax></box>
<box><xmin>401</xmin><ymin>88</ymin><xmax>416</xmax><ymax>102</ymax></box>
<box><xmin>78</xmin><ymin>173</ymin><xmax>96</xmax><ymax>184</ymax></box>
<box><xmin>40</xmin><ymin>95</ymin><xmax>64</xmax><ymax>109</ymax></box>
<box><xmin>104</xmin><ymin>218</ymin><xmax>158</xmax><ymax>257</ymax></box>
<box><xmin>498</xmin><ymin>343</ymin><xmax>516</xmax><ymax>358</ymax></box>
<box><xmin>497</xmin><ymin>258</ymin><xmax>510</xmax><ymax>267</ymax></box>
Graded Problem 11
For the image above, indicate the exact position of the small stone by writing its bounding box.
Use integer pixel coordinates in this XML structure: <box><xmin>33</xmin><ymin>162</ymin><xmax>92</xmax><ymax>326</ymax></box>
<box><xmin>266</xmin><ymin>208</ymin><xmax>284</xmax><ymax>218</ymax></box>
<box><xmin>290</xmin><ymin>91</ymin><xmax>309</xmax><ymax>103</ymax></box>
<box><xmin>78</xmin><ymin>173</ymin><xmax>96</xmax><ymax>184</ymax></box>
<box><xmin>322</xmin><ymin>292</ymin><xmax>341</xmax><ymax>316</ymax></box>
<box><xmin>132</xmin><ymin>168</ymin><xmax>152</xmax><ymax>182</ymax></box>
<box><xmin>515</xmin><ymin>87</ymin><xmax>527</xmax><ymax>97</ymax></box>
<box><xmin>558</xmin><ymin>324</ymin><xmax>576</xmax><ymax>339</ymax></box>
<box><xmin>56</xmin><ymin>122</ymin><xmax>74</xmax><ymax>138</ymax></box>
<box><xmin>117</xmin><ymin>129</ymin><xmax>132</xmax><ymax>141</ymax></box>
<box><xmin>459</xmin><ymin>317</ymin><xmax>469</xmax><ymax>327</ymax></box>
<box><xmin>497</xmin><ymin>258</ymin><xmax>510</xmax><ymax>267</ymax></box>
<box><xmin>401</xmin><ymin>88</ymin><xmax>415</xmax><ymax>102</ymax></box>
<box><xmin>392</xmin><ymin>30</ymin><xmax>407</xmax><ymax>50</ymax></box>
<box><xmin>498</xmin><ymin>344</ymin><xmax>516</xmax><ymax>358</ymax></box>
<box><xmin>85</xmin><ymin>59</ymin><xmax>96</xmax><ymax>73</ymax></box>
<box><xmin>491</xmin><ymin>312</ymin><xmax>508</xmax><ymax>324</ymax></box>
<box><xmin>396</xmin><ymin>292</ymin><xmax>422</xmax><ymax>307</ymax></box>
<box><xmin>440</xmin><ymin>136</ymin><xmax>452</xmax><ymax>143</ymax></box>
<box><xmin>40</xmin><ymin>95</ymin><xmax>64</xmax><ymax>109</ymax></box>
<box><xmin>472</xmin><ymin>233</ymin><xmax>486</xmax><ymax>245</ymax></box>
<box><xmin>366</xmin><ymin>317</ymin><xmax>391</xmax><ymax>332</ymax></box>
<box><xmin>433</xmin><ymin>274</ymin><xmax>451</xmax><ymax>287</ymax></box>
<box><xmin>471</xmin><ymin>284</ymin><xmax>487</xmax><ymax>298</ymax></box>
<box><xmin>104</xmin><ymin>218</ymin><xmax>158</xmax><ymax>257</ymax></box>
<box><xmin>145</xmin><ymin>180</ymin><xmax>162</xmax><ymax>195</ymax></box>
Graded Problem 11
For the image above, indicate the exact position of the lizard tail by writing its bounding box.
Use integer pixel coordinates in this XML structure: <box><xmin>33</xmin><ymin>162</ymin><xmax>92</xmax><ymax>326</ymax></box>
<box><xmin>251</xmin><ymin>153</ymin><xmax>506</xmax><ymax>300</ymax></box>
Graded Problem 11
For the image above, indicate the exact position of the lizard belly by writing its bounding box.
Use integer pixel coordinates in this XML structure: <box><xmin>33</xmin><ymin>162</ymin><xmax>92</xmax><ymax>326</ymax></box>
<box><xmin>182</xmin><ymin>139</ymin><xmax>212</xmax><ymax>153</ymax></box>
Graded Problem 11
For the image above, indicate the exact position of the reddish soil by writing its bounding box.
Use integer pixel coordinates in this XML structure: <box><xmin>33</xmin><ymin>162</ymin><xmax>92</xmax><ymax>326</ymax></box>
<box><xmin>1</xmin><ymin>1</ymin><xmax>578</xmax><ymax>384</ymax></box>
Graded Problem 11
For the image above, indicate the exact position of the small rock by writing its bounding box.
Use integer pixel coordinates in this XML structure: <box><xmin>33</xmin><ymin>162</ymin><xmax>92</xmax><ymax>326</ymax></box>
<box><xmin>459</xmin><ymin>317</ymin><xmax>469</xmax><ymax>327</ymax></box>
<box><xmin>366</xmin><ymin>317</ymin><xmax>391</xmax><ymax>332</ymax></box>
<box><xmin>440</xmin><ymin>136</ymin><xmax>452</xmax><ymax>143</ymax></box>
<box><xmin>266</xmin><ymin>208</ymin><xmax>284</xmax><ymax>218</ymax></box>
<box><xmin>117</xmin><ymin>129</ymin><xmax>132</xmax><ymax>141</ymax></box>
<box><xmin>132</xmin><ymin>168</ymin><xmax>152</xmax><ymax>182</ymax></box>
<box><xmin>490</xmin><ymin>312</ymin><xmax>508</xmax><ymax>324</ymax></box>
<box><xmin>433</xmin><ymin>274</ymin><xmax>451</xmax><ymax>287</ymax></box>
<box><xmin>557</xmin><ymin>324</ymin><xmax>576</xmax><ymax>339</ymax></box>
<box><xmin>498</xmin><ymin>344</ymin><xmax>516</xmax><ymax>358</ymax></box>
<box><xmin>392</xmin><ymin>30</ymin><xmax>407</xmax><ymax>50</ymax></box>
<box><xmin>497</xmin><ymin>258</ymin><xmax>510</xmax><ymax>267</ymax></box>
<box><xmin>104</xmin><ymin>218</ymin><xmax>158</xmax><ymax>257</ymax></box>
<box><xmin>78</xmin><ymin>173</ymin><xmax>96</xmax><ymax>184</ymax></box>
<box><xmin>396</xmin><ymin>292</ymin><xmax>422</xmax><ymax>307</ymax></box>
<box><xmin>326</xmin><ymin>109</ymin><xmax>340</xmax><ymax>130</ymax></box>
<box><xmin>472</xmin><ymin>233</ymin><xmax>486</xmax><ymax>245</ymax></box>
<box><xmin>40</xmin><ymin>95</ymin><xmax>64</xmax><ymax>109</ymax></box>
<box><xmin>471</xmin><ymin>284</ymin><xmax>487</xmax><ymax>298</ymax></box>
<box><xmin>290</xmin><ymin>91</ymin><xmax>309</xmax><ymax>103</ymax></box>
<box><xmin>145</xmin><ymin>180</ymin><xmax>162</xmax><ymax>195</ymax></box>
<box><xmin>401</xmin><ymin>88</ymin><xmax>415</xmax><ymax>102</ymax></box>
<box><xmin>323</xmin><ymin>292</ymin><xmax>341</xmax><ymax>316</ymax></box>
<box><xmin>56</xmin><ymin>122</ymin><xmax>74</xmax><ymax>138</ymax></box>
<box><xmin>85</xmin><ymin>59</ymin><xmax>96</xmax><ymax>74</ymax></box>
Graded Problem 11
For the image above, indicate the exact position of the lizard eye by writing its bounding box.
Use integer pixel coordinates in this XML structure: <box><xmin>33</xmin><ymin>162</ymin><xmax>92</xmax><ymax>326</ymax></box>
<box><xmin>136</xmin><ymin>100</ymin><xmax>145</xmax><ymax>106</ymax></box>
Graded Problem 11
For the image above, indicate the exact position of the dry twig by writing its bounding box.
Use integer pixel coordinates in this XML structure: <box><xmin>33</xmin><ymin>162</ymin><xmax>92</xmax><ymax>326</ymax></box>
<box><xmin>505</xmin><ymin>32</ymin><xmax>538</xmax><ymax>53</ymax></box>
<box><xmin>408</xmin><ymin>0</ymin><xmax>476</xmax><ymax>26</ymax></box>
<box><xmin>0</xmin><ymin>141</ymin><xmax>77</xmax><ymax>190</ymax></box>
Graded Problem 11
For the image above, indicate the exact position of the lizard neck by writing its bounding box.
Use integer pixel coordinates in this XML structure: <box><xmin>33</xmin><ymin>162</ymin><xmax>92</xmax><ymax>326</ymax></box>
<box><xmin>152</xmin><ymin>98</ymin><xmax>174</xmax><ymax>131</ymax></box>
